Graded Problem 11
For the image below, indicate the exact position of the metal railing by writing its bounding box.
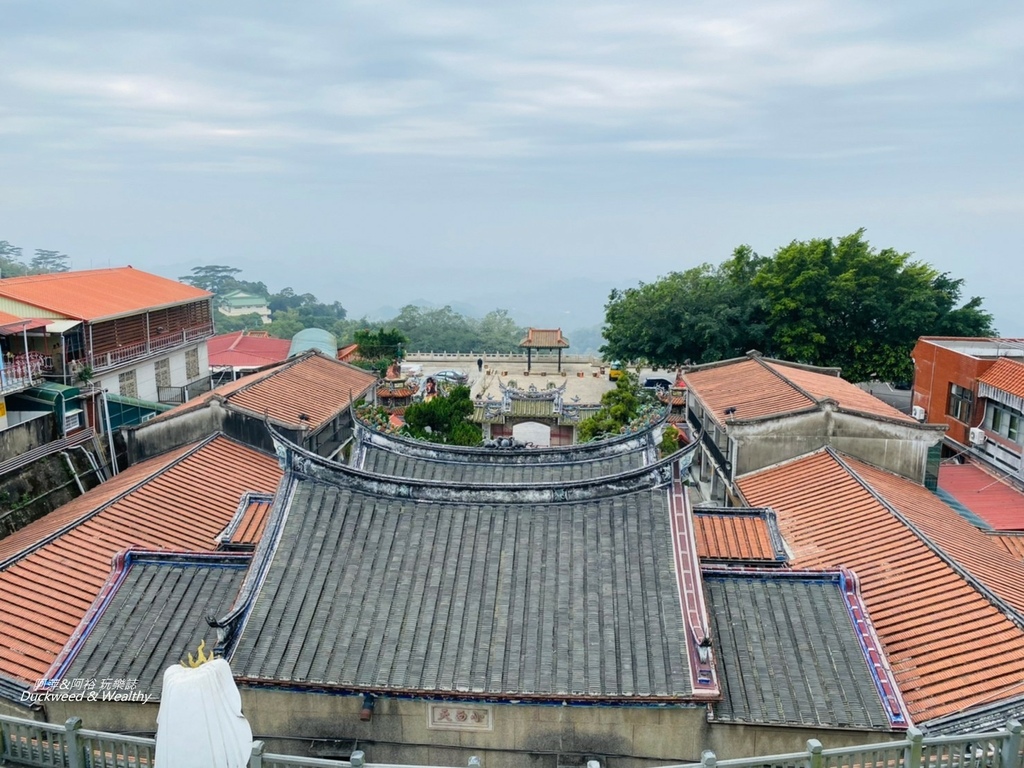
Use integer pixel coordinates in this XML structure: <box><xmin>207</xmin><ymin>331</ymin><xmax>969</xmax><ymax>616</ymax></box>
<box><xmin>2</xmin><ymin>713</ymin><xmax>1021</xmax><ymax>768</ymax></box>
<box><xmin>672</xmin><ymin>722</ymin><xmax>1022</xmax><ymax>768</ymax></box>
<box><xmin>87</xmin><ymin>323</ymin><xmax>215</xmax><ymax>373</ymax></box>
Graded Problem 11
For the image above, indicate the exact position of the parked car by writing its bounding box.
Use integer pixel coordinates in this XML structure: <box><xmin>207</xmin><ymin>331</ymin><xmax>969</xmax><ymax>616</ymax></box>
<box><xmin>642</xmin><ymin>377</ymin><xmax>674</xmax><ymax>392</ymax></box>
<box><xmin>433</xmin><ymin>369</ymin><xmax>469</xmax><ymax>385</ymax></box>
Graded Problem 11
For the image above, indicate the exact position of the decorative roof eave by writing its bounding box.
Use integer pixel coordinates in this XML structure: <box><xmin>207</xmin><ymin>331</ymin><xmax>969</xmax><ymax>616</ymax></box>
<box><xmin>353</xmin><ymin>404</ymin><xmax>666</xmax><ymax>461</ymax></box>
<box><xmin>232</xmin><ymin>677</ymin><xmax>707</xmax><ymax>705</ymax></box>
<box><xmin>273</xmin><ymin>423</ymin><xmax>698</xmax><ymax>503</ymax></box>
<box><xmin>720</xmin><ymin>402</ymin><xmax>934</xmax><ymax>431</ymax></box>
<box><xmin>701</xmin><ymin>566</ymin><xmax>910</xmax><ymax>731</ymax></box>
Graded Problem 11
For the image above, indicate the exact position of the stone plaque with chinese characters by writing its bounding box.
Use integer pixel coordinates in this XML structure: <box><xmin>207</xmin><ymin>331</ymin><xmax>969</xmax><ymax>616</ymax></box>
<box><xmin>427</xmin><ymin>703</ymin><xmax>493</xmax><ymax>731</ymax></box>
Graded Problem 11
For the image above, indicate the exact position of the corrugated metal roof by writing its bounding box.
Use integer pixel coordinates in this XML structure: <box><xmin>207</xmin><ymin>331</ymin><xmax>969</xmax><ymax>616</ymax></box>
<box><xmin>518</xmin><ymin>328</ymin><xmax>570</xmax><ymax>348</ymax></box>
<box><xmin>738</xmin><ymin>450</ymin><xmax>1024</xmax><ymax>724</ymax></box>
<box><xmin>683</xmin><ymin>355</ymin><xmax>913</xmax><ymax>424</ymax></box>
<box><xmin>0</xmin><ymin>267</ymin><xmax>211</xmax><ymax>322</ymax></box>
<box><xmin>208</xmin><ymin>331</ymin><xmax>291</xmax><ymax>369</ymax></box>
<box><xmin>0</xmin><ymin>435</ymin><xmax>281</xmax><ymax>685</ymax></box>
<box><xmin>978</xmin><ymin>357</ymin><xmax>1024</xmax><ymax>399</ymax></box>
<box><xmin>153</xmin><ymin>351</ymin><xmax>378</xmax><ymax>431</ymax></box>
<box><xmin>693</xmin><ymin>508</ymin><xmax>785</xmax><ymax>564</ymax></box>
<box><xmin>939</xmin><ymin>461</ymin><xmax>1024</xmax><ymax>531</ymax></box>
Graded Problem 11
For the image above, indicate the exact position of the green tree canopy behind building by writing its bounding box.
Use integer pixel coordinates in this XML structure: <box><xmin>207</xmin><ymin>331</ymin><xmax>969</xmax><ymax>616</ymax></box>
<box><xmin>601</xmin><ymin>230</ymin><xmax>994</xmax><ymax>383</ymax></box>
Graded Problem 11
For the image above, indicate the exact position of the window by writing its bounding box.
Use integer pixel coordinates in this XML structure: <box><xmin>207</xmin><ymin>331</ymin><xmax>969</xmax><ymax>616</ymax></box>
<box><xmin>118</xmin><ymin>370</ymin><xmax>138</xmax><ymax>399</ymax></box>
<box><xmin>185</xmin><ymin>349</ymin><xmax>200</xmax><ymax>381</ymax></box>
<box><xmin>947</xmin><ymin>383</ymin><xmax>973</xmax><ymax>423</ymax></box>
<box><xmin>986</xmin><ymin>403</ymin><xmax>1023</xmax><ymax>445</ymax></box>
<box><xmin>155</xmin><ymin>359</ymin><xmax>171</xmax><ymax>388</ymax></box>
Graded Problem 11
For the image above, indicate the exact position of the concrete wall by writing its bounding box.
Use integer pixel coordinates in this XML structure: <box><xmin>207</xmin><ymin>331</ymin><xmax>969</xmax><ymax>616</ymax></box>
<box><xmin>731</xmin><ymin>407</ymin><xmax>943</xmax><ymax>483</ymax></box>
<box><xmin>0</xmin><ymin>413</ymin><xmax>55</xmax><ymax>461</ymax></box>
<box><xmin>36</xmin><ymin>691</ymin><xmax>900</xmax><ymax>768</ymax></box>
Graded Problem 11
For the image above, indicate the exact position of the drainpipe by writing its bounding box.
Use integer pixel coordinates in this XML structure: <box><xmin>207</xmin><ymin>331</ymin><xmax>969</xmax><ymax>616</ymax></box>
<box><xmin>60</xmin><ymin>452</ymin><xmax>86</xmax><ymax>495</ymax></box>
<box><xmin>74</xmin><ymin>444</ymin><xmax>106</xmax><ymax>483</ymax></box>
<box><xmin>101</xmin><ymin>389</ymin><xmax>119</xmax><ymax>475</ymax></box>
<box><xmin>54</xmin><ymin>390</ymin><xmax>66</xmax><ymax>438</ymax></box>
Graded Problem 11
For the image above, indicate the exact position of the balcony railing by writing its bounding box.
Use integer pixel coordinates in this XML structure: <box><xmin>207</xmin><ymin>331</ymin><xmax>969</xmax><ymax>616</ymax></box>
<box><xmin>2</xmin><ymin>713</ymin><xmax>1021</xmax><ymax>768</ymax></box>
<box><xmin>86</xmin><ymin>323</ymin><xmax>214</xmax><ymax>373</ymax></box>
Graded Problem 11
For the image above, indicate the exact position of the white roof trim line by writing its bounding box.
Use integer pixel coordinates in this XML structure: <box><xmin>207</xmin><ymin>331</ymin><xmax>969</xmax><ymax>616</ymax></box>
<box><xmin>45</xmin><ymin>320</ymin><xmax>83</xmax><ymax>333</ymax></box>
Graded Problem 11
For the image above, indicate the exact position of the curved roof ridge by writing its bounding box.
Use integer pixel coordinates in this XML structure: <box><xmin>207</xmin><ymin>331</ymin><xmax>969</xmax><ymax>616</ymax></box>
<box><xmin>274</xmin><ymin>424</ymin><xmax>696</xmax><ymax>502</ymax></box>
<box><xmin>351</xmin><ymin>406</ymin><xmax>665</xmax><ymax>461</ymax></box>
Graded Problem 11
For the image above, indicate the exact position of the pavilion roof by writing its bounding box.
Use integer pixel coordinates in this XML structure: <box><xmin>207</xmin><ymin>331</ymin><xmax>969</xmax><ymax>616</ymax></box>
<box><xmin>519</xmin><ymin>327</ymin><xmax>570</xmax><ymax>349</ymax></box>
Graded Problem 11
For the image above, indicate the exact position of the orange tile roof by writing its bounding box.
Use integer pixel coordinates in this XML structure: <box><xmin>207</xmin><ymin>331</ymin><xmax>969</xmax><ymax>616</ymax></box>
<box><xmin>683</xmin><ymin>357</ymin><xmax>815</xmax><ymax>422</ymax></box>
<box><xmin>693</xmin><ymin>508</ymin><xmax>785</xmax><ymax>563</ymax></box>
<box><xmin>683</xmin><ymin>355</ymin><xmax>913</xmax><ymax>423</ymax></box>
<box><xmin>0</xmin><ymin>435</ymin><xmax>281</xmax><ymax>685</ymax></box>
<box><xmin>154</xmin><ymin>351</ymin><xmax>378</xmax><ymax>431</ymax></box>
<box><xmin>337</xmin><ymin>343</ymin><xmax>360</xmax><ymax>362</ymax></box>
<box><xmin>989</xmin><ymin>534</ymin><xmax>1024</xmax><ymax>563</ymax></box>
<box><xmin>0</xmin><ymin>267</ymin><xmax>211</xmax><ymax>322</ymax></box>
<box><xmin>738</xmin><ymin>450</ymin><xmax>1024</xmax><ymax>724</ymax></box>
<box><xmin>519</xmin><ymin>328</ymin><xmax>570</xmax><ymax>348</ymax></box>
<box><xmin>223</xmin><ymin>493</ymin><xmax>275</xmax><ymax>547</ymax></box>
<box><xmin>978</xmin><ymin>357</ymin><xmax>1024</xmax><ymax>399</ymax></box>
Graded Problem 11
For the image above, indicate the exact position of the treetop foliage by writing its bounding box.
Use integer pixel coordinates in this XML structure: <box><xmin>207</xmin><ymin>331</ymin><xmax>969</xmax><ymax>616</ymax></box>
<box><xmin>403</xmin><ymin>385</ymin><xmax>482</xmax><ymax>446</ymax></box>
<box><xmin>601</xmin><ymin>230</ymin><xmax>994</xmax><ymax>383</ymax></box>
<box><xmin>1</xmin><ymin>240</ymin><xmax>70</xmax><ymax>277</ymax></box>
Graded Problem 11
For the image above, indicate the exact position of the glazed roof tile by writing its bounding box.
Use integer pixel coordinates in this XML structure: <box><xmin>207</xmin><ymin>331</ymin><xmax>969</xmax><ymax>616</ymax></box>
<box><xmin>693</xmin><ymin>507</ymin><xmax>787</xmax><ymax>564</ymax></box>
<box><xmin>519</xmin><ymin>328</ymin><xmax>570</xmax><ymax>348</ymax></box>
<box><xmin>0</xmin><ymin>267</ymin><xmax>211</xmax><ymax>322</ymax></box>
<box><xmin>208</xmin><ymin>331</ymin><xmax>291</xmax><ymax>370</ymax></box>
<box><xmin>938</xmin><ymin>461</ymin><xmax>1024</xmax><ymax>531</ymax></box>
<box><xmin>154</xmin><ymin>351</ymin><xmax>377</xmax><ymax>431</ymax></box>
<box><xmin>229</xmin><ymin>473</ymin><xmax>696</xmax><ymax>700</ymax></box>
<box><xmin>683</xmin><ymin>355</ymin><xmax>912</xmax><ymax>424</ymax></box>
<box><xmin>55</xmin><ymin>552</ymin><xmax>249</xmax><ymax>699</ymax></box>
<box><xmin>0</xmin><ymin>435</ymin><xmax>281</xmax><ymax>686</ymax></box>
<box><xmin>738</xmin><ymin>450</ymin><xmax>1024</xmax><ymax>724</ymax></box>
<box><xmin>978</xmin><ymin>357</ymin><xmax>1024</xmax><ymax>399</ymax></box>
<box><xmin>705</xmin><ymin>569</ymin><xmax>899</xmax><ymax>730</ymax></box>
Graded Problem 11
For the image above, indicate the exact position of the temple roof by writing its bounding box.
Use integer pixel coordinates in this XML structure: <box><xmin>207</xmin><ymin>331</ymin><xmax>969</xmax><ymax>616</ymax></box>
<box><xmin>518</xmin><ymin>328</ymin><xmax>570</xmax><ymax>349</ymax></box>
<box><xmin>693</xmin><ymin>506</ymin><xmax>788</xmax><ymax>565</ymax></box>
<box><xmin>227</xmin><ymin>462</ymin><xmax>709</xmax><ymax>702</ymax></box>
<box><xmin>53</xmin><ymin>551</ymin><xmax>249</xmax><ymax>700</ymax></box>
<box><xmin>351</xmin><ymin>416</ymin><xmax>661</xmax><ymax>484</ymax></box>
<box><xmin>705</xmin><ymin>568</ymin><xmax>902</xmax><ymax>730</ymax></box>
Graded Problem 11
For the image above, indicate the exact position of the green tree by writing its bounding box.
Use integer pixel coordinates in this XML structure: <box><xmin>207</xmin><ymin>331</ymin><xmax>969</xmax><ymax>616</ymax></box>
<box><xmin>30</xmin><ymin>249</ymin><xmax>70</xmax><ymax>273</ymax></box>
<box><xmin>753</xmin><ymin>230</ymin><xmax>994</xmax><ymax>381</ymax></box>
<box><xmin>180</xmin><ymin>265</ymin><xmax>243</xmax><ymax>296</ymax></box>
<box><xmin>578</xmin><ymin>372</ymin><xmax>645</xmax><ymax>441</ymax></box>
<box><xmin>214</xmin><ymin>312</ymin><xmax>266</xmax><ymax>334</ymax></box>
<box><xmin>354</xmin><ymin>327</ymin><xmax>407</xmax><ymax>361</ymax></box>
<box><xmin>0</xmin><ymin>241</ymin><xmax>29</xmax><ymax>278</ymax></box>
<box><xmin>477</xmin><ymin>309</ymin><xmax>526</xmax><ymax>352</ymax></box>
<box><xmin>601</xmin><ymin>246</ymin><xmax>768</xmax><ymax>367</ymax></box>
<box><xmin>403</xmin><ymin>385</ymin><xmax>482</xmax><ymax>445</ymax></box>
<box><xmin>265</xmin><ymin>309</ymin><xmax>305</xmax><ymax>340</ymax></box>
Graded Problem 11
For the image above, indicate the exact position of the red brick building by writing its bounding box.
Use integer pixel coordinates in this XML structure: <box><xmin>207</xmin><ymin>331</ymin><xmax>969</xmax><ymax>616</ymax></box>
<box><xmin>911</xmin><ymin>337</ymin><xmax>1024</xmax><ymax>480</ymax></box>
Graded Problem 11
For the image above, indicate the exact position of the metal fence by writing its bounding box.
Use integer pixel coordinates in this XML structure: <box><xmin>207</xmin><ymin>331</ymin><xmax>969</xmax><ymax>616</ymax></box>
<box><xmin>1</xmin><ymin>713</ymin><xmax>1021</xmax><ymax>768</ymax></box>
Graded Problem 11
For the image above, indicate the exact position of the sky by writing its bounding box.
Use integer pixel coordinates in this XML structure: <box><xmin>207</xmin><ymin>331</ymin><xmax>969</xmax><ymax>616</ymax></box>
<box><xmin>1</xmin><ymin>1</ymin><xmax>1022</xmax><ymax>335</ymax></box>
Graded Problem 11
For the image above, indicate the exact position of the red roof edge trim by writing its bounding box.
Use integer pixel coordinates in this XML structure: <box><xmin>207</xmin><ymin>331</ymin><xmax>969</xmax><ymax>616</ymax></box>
<box><xmin>839</xmin><ymin>566</ymin><xmax>911</xmax><ymax>730</ymax></box>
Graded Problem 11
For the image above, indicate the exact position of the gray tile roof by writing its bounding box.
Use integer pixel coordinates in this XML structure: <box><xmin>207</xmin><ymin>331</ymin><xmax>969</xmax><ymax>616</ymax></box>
<box><xmin>58</xmin><ymin>552</ymin><xmax>249</xmax><ymax>700</ymax></box>
<box><xmin>358</xmin><ymin>443</ymin><xmax>647</xmax><ymax>484</ymax></box>
<box><xmin>229</xmin><ymin>475</ymin><xmax>694</xmax><ymax>700</ymax></box>
<box><xmin>705</xmin><ymin>570</ymin><xmax>895</xmax><ymax>730</ymax></box>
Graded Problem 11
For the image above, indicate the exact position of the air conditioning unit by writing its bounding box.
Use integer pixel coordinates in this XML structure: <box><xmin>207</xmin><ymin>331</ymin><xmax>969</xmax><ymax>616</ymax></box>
<box><xmin>969</xmin><ymin>427</ymin><xmax>987</xmax><ymax>446</ymax></box>
<box><xmin>911</xmin><ymin>405</ymin><xmax>926</xmax><ymax>421</ymax></box>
